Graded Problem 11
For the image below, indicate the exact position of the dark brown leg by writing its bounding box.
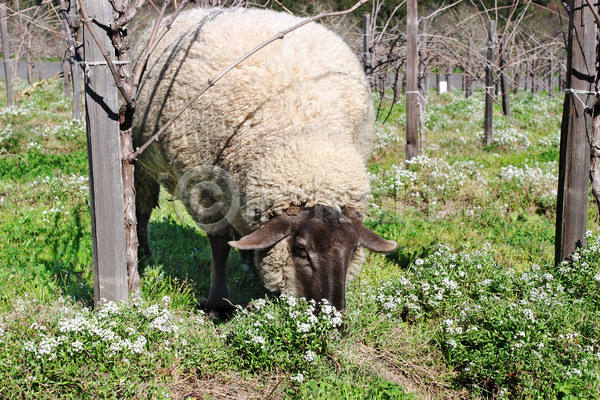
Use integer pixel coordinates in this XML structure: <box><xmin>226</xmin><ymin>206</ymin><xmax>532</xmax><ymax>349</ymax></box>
<box><xmin>205</xmin><ymin>233</ymin><xmax>234</xmax><ymax>315</ymax></box>
<box><xmin>135</xmin><ymin>167</ymin><xmax>160</xmax><ymax>259</ymax></box>
<box><xmin>233</xmin><ymin>231</ymin><xmax>255</xmax><ymax>269</ymax></box>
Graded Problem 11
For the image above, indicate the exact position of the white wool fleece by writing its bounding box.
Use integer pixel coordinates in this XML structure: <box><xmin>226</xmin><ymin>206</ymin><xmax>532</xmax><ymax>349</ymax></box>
<box><xmin>133</xmin><ymin>7</ymin><xmax>376</xmax><ymax>293</ymax></box>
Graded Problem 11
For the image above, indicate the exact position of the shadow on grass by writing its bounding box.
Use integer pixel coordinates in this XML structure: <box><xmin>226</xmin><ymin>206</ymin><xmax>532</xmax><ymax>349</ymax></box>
<box><xmin>143</xmin><ymin>217</ymin><xmax>267</xmax><ymax>309</ymax></box>
<box><xmin>364</xmin><ymin>211</ymin><xmax>439</xmax><ymax>270</ymax></box>
<box><xmin>32</xmin><ymin>210</ymin><xmax>265</xmax><ymax>309</ymax></box>
<box><xmin>43</xmin><ymin>205</ymin><xmax>94</xmax><ymax>305</ymax></box>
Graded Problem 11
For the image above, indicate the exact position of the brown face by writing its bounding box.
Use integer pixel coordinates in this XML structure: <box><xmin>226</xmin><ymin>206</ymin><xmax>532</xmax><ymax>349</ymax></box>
<box><xmin>229</xmin><ymin>205</ymin><xmax>397</xmax><ymax>311</ymax></box>
<box><xmin>289</xmin><ymin>207</ymin><xmax>361</xmax><ymax>311</ymax></box>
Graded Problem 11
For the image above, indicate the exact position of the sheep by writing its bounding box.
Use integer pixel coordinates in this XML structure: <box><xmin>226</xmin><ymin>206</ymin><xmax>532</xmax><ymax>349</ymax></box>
<box><xmin>132</xmin><ymin>7</ymin><xmax>397</xmax><ymax>314</ymax></box>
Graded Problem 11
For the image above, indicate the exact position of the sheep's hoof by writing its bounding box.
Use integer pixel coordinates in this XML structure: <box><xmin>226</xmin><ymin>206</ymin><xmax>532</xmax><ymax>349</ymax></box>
<box><xmin>198</xmin><ymin>297</ymin><xmax>235</xmax><ymax>321</ymax></box>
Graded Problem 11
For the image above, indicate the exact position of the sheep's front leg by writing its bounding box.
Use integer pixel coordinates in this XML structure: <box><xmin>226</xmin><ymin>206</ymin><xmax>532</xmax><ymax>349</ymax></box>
<box><xmin>135</xmin><ymin>167</ymin><xmax>159</xmax><ymax>259</ymax></box>
<box><xmin>206</xmin><ymin>234</ymin><xmax>233</xmax><ymax>316</ymax></box>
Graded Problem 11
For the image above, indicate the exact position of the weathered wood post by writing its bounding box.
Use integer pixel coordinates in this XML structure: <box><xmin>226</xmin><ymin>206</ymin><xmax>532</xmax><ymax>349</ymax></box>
<box><xmin>83</xmin><ymin>0</ymin><xmax>128</xmax><ymax>306</ymax></box>
<box><xmin>446</xmin><ymin>63</ymin><xmax>452</xmax><ymax>91</ymax></box>
<box><xmin>559</xmin><ymin>66</ymin><xmax>565</xmax><ymax>92</ymax></box>
<box><xmin>405</xmin><ymin>0</ymin><xmax>419</xmax><ymax>160</ymax></box>
<box><xmin>484</xmin><ymin>20</ymin><xmax>496</xmax><ymax>146</ymax></box>
<box><xmin>548</xmin><ymin>56</ymin><xmax>554</xmax><ymax>96</ymax></box>
<box><xmin>514</xmin><ymin>46</ymin><xmax>523</xmax><ymax>94</ymax></box>
<box><xmin>499</xmin><ymin>35</ymin><xmax>510</xmax><ymax>117</ymax></box>
<box><xmin>0</xmin><ymin>0</ymin><xmax>14</xmax><ymax>107</ymax></box>
<box><xmin>70</xmin><ymin>0</ymin><xmax>82</xmax><ymax>121</ymax></box>
<box><xmin>417</xmin><ymin>23</ymin><xmax>427</xmax><ymax>155</ymax></box>
<box><xmin>362</xmin><ymin>14</ymin><xmax>370</xmax><ymax>76</ymax></box>
<box><xmin>61</xmin><ymin>48</ymin><xmax>73</xmax><ymax>98</ymax></box>
<box><xmin>36</xmin><ymin>57</ymin><xmax>42</xmax><ymax>80</ymax></box>
<box><xmin>555</xmin><ymin>0</ymin><xmax>594</xmax><ymax>264</ymax></box>
<box><xmin>14</xmin><ymin>0</ymin><xmax>33</xmax><ymax>86</ymax></box>
<box><xmin>524</xmin><ymin>59</ymin><xmax>530</xmax><ymax>92</ymax></box>
<box><xmin>465</xmin><ymin>40</ymin><xmax>473</xmax><ymax>98</ymax></box>
<box><xmin>25</xmin><ymin>35</ymin><xmax>33</xmax><ymax>85</ymax></box>
<box><xmin>436</xmin><ymin>62</ymin><xmax>441</xmax><ymax>94</ymax></box>
<box><xmin>394</xmin><ymin>68</ymin><xmax>402</xmax><ymax>99</ymax></box>
<box><xmin>417</xmin><ymin>24</ymin><xmax>428</xmax><ymax>96</ymax></box>
<box><xmin>531</xmin><ymin>59</ymin><xmax>537</xmax><ymax>93</ymax></box>
<box><xmin>402</xmin><ymin>71</ymin><xmax>406</xmax><ymax>94</ymax></box>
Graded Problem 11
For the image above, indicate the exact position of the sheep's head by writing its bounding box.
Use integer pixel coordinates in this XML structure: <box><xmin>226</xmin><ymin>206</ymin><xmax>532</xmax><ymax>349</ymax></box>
<box><xmin>229</xmin><ymin>205</ymin><xmax>397</xmax><ymax>311</ymax></box>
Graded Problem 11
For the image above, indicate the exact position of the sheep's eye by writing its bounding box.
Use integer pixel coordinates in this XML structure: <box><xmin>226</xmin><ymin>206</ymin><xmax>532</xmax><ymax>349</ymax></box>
<box><xmin>294</xmin><ymin>242</ymin><xmax>310</xmax><ymax>259</ymax></box>
<box><xmin>296</xmin><ymin>246</ymin><xmax>309</xmax><ymax>258</ymax></box>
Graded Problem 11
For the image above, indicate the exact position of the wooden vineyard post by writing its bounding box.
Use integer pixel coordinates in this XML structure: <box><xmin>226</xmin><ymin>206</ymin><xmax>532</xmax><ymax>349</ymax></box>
<box><xmin>524</xmin><ymin>59</ymin><xmax>530</xmax><ymax>92</ymax></box>
<box><xmin>555</xmin><ymin>0</ymin><xmax>594</xmax><ymax>264</ymax></box>
<box><xmin>484</xmin><ymin>20</ymin><xmax>496</xmax><ymax>146</ymax></box>
<box><xmin>69</xmin><ymin>0</ymin><xmax>82</xmax><ymax>120</ymax></box>
<box><xmin>548</xmin><ymin>56</ymin><xmax>554</xmax><ymax>97</ymax></box>
<box><xmin>436</xmin><ymin>63</ymin><xmax>441</xmax><ymax>94</ymax></box>
<box><xmin>83</xmin><ymin>0</ymin><xmax>128</xmax><ymax>306</ymax></box>
<box><xmin>465</xmin><ymin>40</ymin><xmax>473</xmax><ymax>98</ymax></box>
<box><xmin>499</xmin><ymin>35</ymin><xmax>510</xmax><ymax>117</ymax></box>
<box><xmin>405</xmin><ymin>0</ymin><xmax>419</xmax><ymax>160</ymax></box>
<box><xmin>0</xmin><ymin>0</ymin><xmax>14</xmax><ymax>107</ymax></box>
<box><xmin>362</xmin><ymin>14</ymin><xmax>370</xmax><ymax>75</ymax></box>
<box><xmin>394</xmin><ymin>69</ymin><xmax>402</xmax><ymax>99</ymax></box>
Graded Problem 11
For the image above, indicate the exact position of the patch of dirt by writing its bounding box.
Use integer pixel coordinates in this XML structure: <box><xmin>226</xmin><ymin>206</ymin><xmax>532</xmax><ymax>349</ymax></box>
<box><xmin>170</xmin><ymin>372</ymin><xmax>288</xmax><ymax>400</ymax></box>
<box><xmin>336</xmin><ymin>326</ymin><xmax>471</xmax><ymax>400</ymax></box>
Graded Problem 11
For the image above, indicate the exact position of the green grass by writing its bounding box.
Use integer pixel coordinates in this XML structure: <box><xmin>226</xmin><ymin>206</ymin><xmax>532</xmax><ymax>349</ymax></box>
<box><xmin>1</xmin><ymin>80</ymin><xmax>599</xmax><ymax>399</ymax></box>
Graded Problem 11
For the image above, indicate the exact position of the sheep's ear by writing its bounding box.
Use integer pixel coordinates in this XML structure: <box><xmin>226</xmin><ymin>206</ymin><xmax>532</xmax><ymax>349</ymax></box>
<box><xmin>342</xmin><ymin>208</ymin><xmax>398</xmax><ymax>254</ymax></box>
<box><xmin>229</xmin><ymin>216</ymin><xmax>292</xmax><ymax>251</ymax></box>
<box><xmin>357</xmin><ymin>225</ymin><xmax>398</xmax><ymax>253</ymax></box>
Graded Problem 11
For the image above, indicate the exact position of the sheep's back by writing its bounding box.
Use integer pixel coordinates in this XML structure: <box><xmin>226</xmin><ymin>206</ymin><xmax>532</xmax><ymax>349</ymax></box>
<box><xmin>133</xmin><ymin>8</ymin><xmax>374</xmax><ymax>189</ymax></box>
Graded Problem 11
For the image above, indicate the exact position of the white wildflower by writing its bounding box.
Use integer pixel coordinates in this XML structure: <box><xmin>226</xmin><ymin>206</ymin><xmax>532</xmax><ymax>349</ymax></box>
<box><xmin>298</xmin><ymin>322</ymin><xmax>311</xmax><ymax>333</ymax></box>
<box><xmin>284</xmin><ymin>295</ymin><xmax>297</xmax><ymax>308</ymax></box>
<box><xmin>330</xmin><ymin>315</ymin><xmax>343</xmax><ymax>328</ymax></box>
<box><xmin>14</xmin><ymin>299</ymin><xmax>25</xmax><ymax>312</ymax></box>
<box><xmin>30</xmin><ymin>322</ymin><xmax>46</xmax><ymax>330</ymax></box>
<box><xmin>251</xmin><ymin>335</ymin><xmax>266</xmax><ymax>345</ymax></box>
<box><xmin>143</xmin><ymin>304</ymin><xmax>160</xmax><ymax>317</ymax></box>
<box><xmin>254</xmin><ymin>298</ymin><xmax>267</xmax><ymax>309</ymax></box>
<box><xmin>321</xmin><ymin>304</ymin><xmax>334</xmax><ymax>315</ymax></box>
<box><xmin>71</xmin><ymin>340</ymin><xmax>84</xmax><ymax>352</ymax></box>
<box><xmin>131</xmin><ymin>335</ymin><xmax>147</xmax><ymax>354</ymax></box>
<box><xmin>304</xmin><ymin>350</ymin><xmax>316</xmax><ymax>362</ymax></box>
<box><xmin>23</xmin><ymin>341</ymin><xmax>36</xmax><ymax>352</ymax></box>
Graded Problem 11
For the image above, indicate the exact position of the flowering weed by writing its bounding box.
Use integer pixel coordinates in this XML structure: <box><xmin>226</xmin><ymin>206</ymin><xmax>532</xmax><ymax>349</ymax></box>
<box><xmin>365</xmin><ymin>236</ymin><xmax>600</xmax><ymax>398</ymax></box>
<box><xmin>0</xmin><ymin>295</ymin><xmax>226</xmax><ymax>399</ymax></box>
<box><xmin>226</xmin><ymin>295</ymin><xmax>342</xmax><ymax>376</ymax></box>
